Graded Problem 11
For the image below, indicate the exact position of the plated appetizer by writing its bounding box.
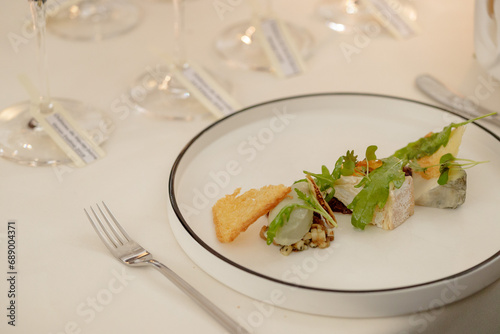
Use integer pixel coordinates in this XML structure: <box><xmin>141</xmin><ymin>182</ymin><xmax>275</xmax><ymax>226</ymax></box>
<box><xmin>212</xmin><ymin>114</ymin><xmax>491</xmax><ymax>255</ymax></box>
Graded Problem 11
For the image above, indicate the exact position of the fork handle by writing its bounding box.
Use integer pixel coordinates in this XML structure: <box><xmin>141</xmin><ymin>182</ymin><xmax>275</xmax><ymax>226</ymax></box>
<box><xmin>147</xmin><ymin>259</ymin><xmax>250</xmax><ymax>334</ymax></box>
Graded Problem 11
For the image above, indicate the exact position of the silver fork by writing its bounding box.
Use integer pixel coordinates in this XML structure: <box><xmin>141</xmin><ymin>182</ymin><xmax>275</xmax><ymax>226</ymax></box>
<box><xmin>84</xmin><ymin>202</ymin><xmax>249</xmax><ymax>334</ymax></box>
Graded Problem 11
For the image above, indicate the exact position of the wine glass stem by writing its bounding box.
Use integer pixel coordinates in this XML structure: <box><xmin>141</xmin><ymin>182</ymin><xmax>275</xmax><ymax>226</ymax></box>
<box><xmin>173</xmin><ymin>0</ymin><xmax>186</xmax><ymax>67</ymax></box>
<box><xmin>29</xmin><ymin>0</ymin><xmax>53</xmax><ymax>114</ymax></box>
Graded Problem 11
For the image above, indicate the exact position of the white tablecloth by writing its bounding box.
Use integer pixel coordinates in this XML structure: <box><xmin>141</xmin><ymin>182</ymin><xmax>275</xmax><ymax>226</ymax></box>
<box><xmin>1</xmin><ymin>1</ymin><xmax>499</xmax><ymax>333</ymax></box>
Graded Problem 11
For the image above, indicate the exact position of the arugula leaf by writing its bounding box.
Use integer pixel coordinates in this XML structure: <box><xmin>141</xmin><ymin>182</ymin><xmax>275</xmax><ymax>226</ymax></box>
<box><xmin>304</xmin><ymin>165</ymin><xmax>336</xmax><ymax>193</ymax></box>
<box><xmin>296</xmin><ymin>182</ymin><xmax>337</xmax><ymax>228</ymax></box>
<box><xmin>266</xmin><ymin>204</ymin><xmax>298</xmax><ymax>245</ymax></box>
<box><xmin>303</xmin><ymin>156</ymin><xmax>343</xmax><ymax>202</ymax></box>
<box><xmin>332</xmin><ymin>155</ymin><xmax>344</xmax><ymax>179</ymax></box>
<box><xmin>348</xmin><ymin>156</ymin><xmax>406</xmax><ymax>230</ymax></box>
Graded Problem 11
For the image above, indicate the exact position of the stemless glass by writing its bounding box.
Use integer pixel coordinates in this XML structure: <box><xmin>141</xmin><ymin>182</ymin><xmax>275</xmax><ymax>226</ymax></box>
<box><xmin>0</xmin><ymin>0</ymin><xmax>111</xmax><ymax>166</ymax></box>
<box><xmin>46</xmin><ymin>0</ymin><xmax>141</xmax><ymax>41</ymax></box>
<box><xmin>214</xmin><ymin>0</ymin><xmax>314</xmax><ymax>72</ymax></box>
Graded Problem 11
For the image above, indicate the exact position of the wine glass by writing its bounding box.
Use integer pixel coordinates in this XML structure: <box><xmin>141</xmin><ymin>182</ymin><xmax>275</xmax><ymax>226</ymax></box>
<box><xmin>317</xmin><ymin>0</ymin><xmax>417</xmax><ymax>35</ymax></box>
<box><xmin>46</xmin><ymin>0</ymin><xmax>141</xmax><ymax>41</ymax></box>
<box><xmin>129</xmin><ymin>0</ymin><xmax>222</xmax><ymax>120</ymax></box>
<box><xmin>214</xmin><ymin>0</ymin><xmax>314</xmax><ymax>72</ymax></box>
<box><xmin>0</xmin><ymin>0</ymin><xmax>112</xmax><ymax>167</ymax></box>
<box><xmin>316</xmin><ymin>0</ymin><xmax>374</xmax><ymax>33</ymax></box>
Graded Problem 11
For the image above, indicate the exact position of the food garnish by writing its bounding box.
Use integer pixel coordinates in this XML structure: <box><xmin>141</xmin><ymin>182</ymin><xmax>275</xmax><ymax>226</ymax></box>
<box><xmin>347</xmin><ymin>155</ymin><xmax>407</xmax><ymax>230</ymax></box>
<box><xmin>211</xmin><ymin>113</ymin><xmax>494</xmax><ymax>255</ymax></box>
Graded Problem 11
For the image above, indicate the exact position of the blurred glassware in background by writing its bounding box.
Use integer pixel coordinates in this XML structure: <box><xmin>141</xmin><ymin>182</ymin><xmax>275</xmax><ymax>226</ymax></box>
<box><xmin>214</xmin><ymin>0</ymin><xmax>313</xmax><ymax>72</ymax></box>
<box><xmin>474</xmin><ymin>0</ymin><xmax>500</xmax><ymax>81</ymax></box>
<box><xmin>128</xmin><ymin>0</ymin><xmax>217</xmax><ymax>121</ymax></box>
<box><xmin>0</xmin><ymin>0</ymin><xmax>111</xmax><ymax>166</ymax></box>
<box><xmin>46</xmin><ymin>0</ymin><xmax>141</xmax><ymax>41</ymax></box>
<box><xmin>317</xmin><ymin>0</ymin><xmax>374</xmax><ymax>33</ymax></box>
<box><xmin>317</xmin><ymin>0</ymin><xmax>417</xmax><ymax>35</ymax></box>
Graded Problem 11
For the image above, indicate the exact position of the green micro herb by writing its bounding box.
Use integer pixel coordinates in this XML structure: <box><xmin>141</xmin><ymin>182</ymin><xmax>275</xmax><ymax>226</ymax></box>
<box><xmin>341</xmin><ymin>150</ymin><xmax>358</xmax><ymax>176</ymax></box>
<box><xmin>410</xmin><ymin>153</ymin><xmax>488</xmax><ymax>185</ymax></box>
<box><xmin>348</xmin><ymin>156</ymin><xmax>406</xmax><ymax>230</ymax></box>
<box><xmin>366</xmin><ymin>145</ymin><xmax>378</xmax><ymax>161</ymax></box>
<box><xmin>303</xmin><ymin>150</ymin><xmax>361</xmax><ymax>202</ymax></box>
<box><xmin>363</xmin><ymin>145</ymin><xmax>378</xmax><ymax>179</ymax></box>
<box><xmin>437</xmin><ymin>153</ymin><xmax>453</xmax><ymax>185</ymax></box>
<box><xmin>303</xmin><ymin>156</ymin><xmax>343</xmax><ymax>202</ymax></box>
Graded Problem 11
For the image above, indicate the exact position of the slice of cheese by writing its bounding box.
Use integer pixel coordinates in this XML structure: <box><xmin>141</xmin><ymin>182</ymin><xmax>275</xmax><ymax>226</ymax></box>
<box><xmin>334</xmin><ymin>176</ymin><xmax>414</xmax><ymax>230</ymax></box>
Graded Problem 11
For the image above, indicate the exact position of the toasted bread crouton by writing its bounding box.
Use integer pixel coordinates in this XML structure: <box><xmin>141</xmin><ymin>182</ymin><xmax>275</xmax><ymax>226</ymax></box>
<box><xmin>212</xmin><ymin>185</ymin><xmax>291</xmax><ymax>243</ymax></box>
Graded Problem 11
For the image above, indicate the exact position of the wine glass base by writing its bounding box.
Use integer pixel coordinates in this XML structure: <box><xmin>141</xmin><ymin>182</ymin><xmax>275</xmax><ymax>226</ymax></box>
<box><xmin>317</xmin><ymin>0</ymin><xmax>418</xmax><ymax>35</ymax></box>
<box><xmin>214</xmin><ymin>20</ymin><xmax>314</xmax><ymax>72</ymax></box>
<box><xmin>47</xmin><ymin>0</ymin><xmax>141</xmax><ymax>41</ymax></box>
<box><xmin>317</xmin><ymin>0</ymin><xmax>375</xmax><ymax>34</ymax></box>
<box><xmin>0</xmin><ymin>99</ymin><xmax>112</xmax><ymax>167</ymax></box>
<box><xmin>129</xmin><ymin>65</ymin><xmax>222</xmax><ymax>121</ymax></box>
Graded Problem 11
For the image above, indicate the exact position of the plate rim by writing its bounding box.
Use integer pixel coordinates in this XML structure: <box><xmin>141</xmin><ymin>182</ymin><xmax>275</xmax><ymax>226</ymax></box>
<box><xmin>168</xmin><ymin>92</ymin><xmax>500</xmax><ymax>294</ymax></box>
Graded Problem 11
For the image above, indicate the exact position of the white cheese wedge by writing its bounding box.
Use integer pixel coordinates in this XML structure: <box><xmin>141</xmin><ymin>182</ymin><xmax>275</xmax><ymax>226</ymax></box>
<box><xmin>334</xmin><ymin>176</ymin><xmax>415</xmax><ymax>230</ymax></box>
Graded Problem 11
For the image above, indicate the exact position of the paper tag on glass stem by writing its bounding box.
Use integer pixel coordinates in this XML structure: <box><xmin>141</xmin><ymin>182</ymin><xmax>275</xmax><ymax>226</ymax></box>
<box><xmin>254</xmin><ymin>16</ymin><xmax>306</xmax><ymax>77</ymax></box>
<box><xmin>171</xmin><ymin>61</ymin><xmax>241</xmax><ymax>118</ymax></box>
<box><xmin>360</xmin><ymin>0</ymin><xmax>420</xmax><ymax>39</ymax></box>
<box><xmin>29</xmin><ymin>102</ymin><xmax>105</xmax><ymax>167</ymax></box>
<box><xmin>18</xmin><ymin>74</ymin><xmax>105</xmax><ymax>167</ymax></box>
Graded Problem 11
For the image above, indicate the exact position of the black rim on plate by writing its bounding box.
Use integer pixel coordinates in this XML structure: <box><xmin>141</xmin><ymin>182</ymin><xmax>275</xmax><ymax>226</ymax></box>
<box><xmin>168</xmin><ymin>92</ymin><xmax>500</xmax><ymax>293</ymax></box>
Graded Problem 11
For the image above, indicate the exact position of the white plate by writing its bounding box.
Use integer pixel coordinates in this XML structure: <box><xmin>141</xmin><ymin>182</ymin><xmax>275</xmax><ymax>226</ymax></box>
<box><xmin>167</xmin><ymin>93</ymin><xmax>500</xmax><ymax>317</ymax></box>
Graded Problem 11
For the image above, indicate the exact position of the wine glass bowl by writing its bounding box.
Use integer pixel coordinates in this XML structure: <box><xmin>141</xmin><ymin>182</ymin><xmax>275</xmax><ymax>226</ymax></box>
<box><xmin>129</xmin><ymin>60</ymin><xmax>235</xmax><ymax>121</ymax></box>
<box><xmin>214</xmin><ymin>20</ymin><xmax>314</xmax><ymax>72</ymax></box>
<box><xmin>130</xmin><ymin>65</ymin><xmax>209</xmax><ymax>121</ymax></box>
<box><xmin>317</xmin><ymin>0</ymin><xmax>375</xmax><ymax>34</ymax></box>
<box><xmin>0</xmin><ymin>98</ymin><xmax>111</xmax><ymax>167</ymax></box>
<box><xmin>317</xmin><ymin>0</ymin><xmax>418</xmax><ymax>35</ymax></box>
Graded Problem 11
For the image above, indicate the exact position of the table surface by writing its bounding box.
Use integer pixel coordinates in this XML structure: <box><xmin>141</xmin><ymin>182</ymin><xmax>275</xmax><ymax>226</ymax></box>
<box><xmin>1</xmin><ymin>1</ymin><xmax>499</xmax><ymax>333</ymax></box>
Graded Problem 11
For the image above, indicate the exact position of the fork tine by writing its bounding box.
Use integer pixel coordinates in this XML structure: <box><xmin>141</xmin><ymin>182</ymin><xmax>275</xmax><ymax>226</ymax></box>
<box><xmin>90</xmin><ymin>206</ymin><xmax>121</xmax><ymax>247</ymax></box>
<box><xmin>84</xmin><ymin>208</ymin><xmax>117</xmax><ymax>251</ymax></box>
<box><xmin>94</xmin><ymin>203</ymin><xmax>127</xmax><ymax>246</ymax></box>
<box><xmin>101</xmin><ymin>202</ymin><xmax>132</xmax><ymax>242</ymax></box>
